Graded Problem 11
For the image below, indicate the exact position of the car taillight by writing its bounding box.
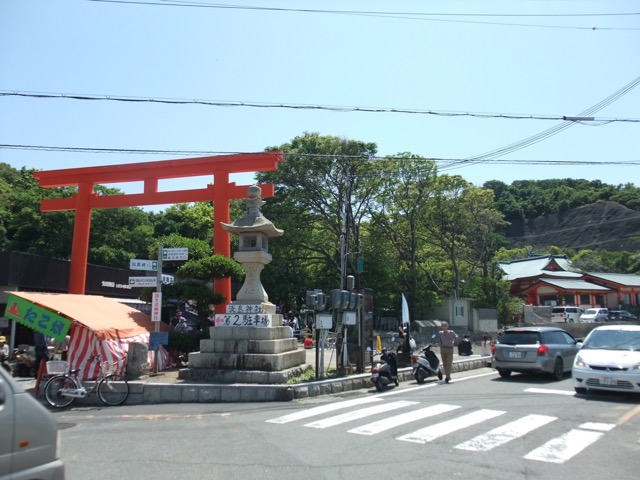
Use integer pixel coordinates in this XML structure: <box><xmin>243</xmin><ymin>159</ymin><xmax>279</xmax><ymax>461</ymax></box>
<box><xmin>537</xmin><ymin>345</ymin><xmax>549</xmax><ymax>356</ymax></box>
<box><xmin>411</xmin><ymin>355</ymin><xmax>419</xmax><ymax>364</ymax></box>
<box><xmin>371</xmin><ymin>367</ymin><xmax>379</xmax><ymax>373</ymax></box>
<box><xmin>491</xmin><ymin>344</ymin><xmax>496</xmax><ymax>354</ymax></box>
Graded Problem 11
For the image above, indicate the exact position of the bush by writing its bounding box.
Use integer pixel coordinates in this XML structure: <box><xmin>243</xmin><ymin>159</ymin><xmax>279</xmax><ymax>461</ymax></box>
<box><xmin>168</xmin><ymin>328</ymin><xmax>209</xmax><ymax>353</ymax></box>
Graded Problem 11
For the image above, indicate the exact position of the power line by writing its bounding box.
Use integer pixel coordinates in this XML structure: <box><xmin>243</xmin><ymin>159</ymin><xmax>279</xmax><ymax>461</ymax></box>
<box><xmin>440</xmin><ymin>74</ymin><xmax>640</xmax><ymax>172</ymax></box>
<box><xmin>1</xmin><ymin>143</ymin><xmax>638</xmax><ymax>167</ymax></box>
<box><xmin>87</xmin><ymin>1</ymin><xmax>640</xmax><ymax>31</ymax></box>
<box><xmin>1</xmin><ymin>91</ymin><xmax>638</xmax><ymax>124</ymax></box>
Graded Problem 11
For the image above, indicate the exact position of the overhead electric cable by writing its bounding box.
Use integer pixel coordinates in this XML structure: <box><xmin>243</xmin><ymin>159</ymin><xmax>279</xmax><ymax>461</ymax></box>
<box><xmin>87</xmin><ymin>0</ymin><xmax>640</xmax><ymax>30</ymax></box>
<box><xmin>1</xmin><ymin>91</ymin><xmax>638</xmax><ymax>124</ymax></box>
<box><xmin>440</xmin><ymin>75</ymin><xmax>640</xmax><ymax>172</ymax></box>
<box><xmin>1</xmin><ymin>143</ymin><xmax>638</xmax><ymax>168</ymax></box>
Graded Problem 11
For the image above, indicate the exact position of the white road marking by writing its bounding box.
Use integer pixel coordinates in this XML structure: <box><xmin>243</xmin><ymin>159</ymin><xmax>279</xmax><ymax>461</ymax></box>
<box><xmin>349</xmin><ymin>404</ymin><xmax>461</xmax><ymax>436</ymax></box>
<box><xmin>578</xmin><ymin>422</ymin><xmax>616</xmax><ymax>432</ymax></box>
<box><xmin>525</xmin><ymin>388</ymin><xmax>576</xmax><ymax>396</ymax></box>
<box><xmin>455</xmin><ymin>414</ymin><xmax>556</xmax><ymax>452</ymax></box>
<box><xmin>524</xmin><ymin>428</ymin><xmax>607</xmax><ymax>463</ymax></box>
<box><xmin>378</xmin><ymin>370</ymin><xmax>498</xmax><ymax>397</ymax></box>
<box><xmin>304</xmin><ymin>401</ymin><xmax>418</xmax><ymax>429</ymax></box>
<box><xmin>397</xmin><ymin>409</ymin><xmax>505</xmax><ymax>444</ymax></box>
<box><xmin>265</xmin><ymin>396</ymin><xmax>381</xmax><ymax>424</ymax></box>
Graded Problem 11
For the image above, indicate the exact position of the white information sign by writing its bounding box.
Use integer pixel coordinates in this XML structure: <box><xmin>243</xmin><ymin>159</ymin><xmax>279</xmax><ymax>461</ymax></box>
<box><xmin>151</xmin><ymin>292</ymin><xmax>162</xmax><ymax>322</ymax></box>
<box><xmin>213</xmin><ymin>313</ymin><xmax>273</xmax><ymax>328</ymax></box>
<box><xmin>316</xmin><ymin>313</ymin><xmax>333</xmax><ymax>330</ymax></box>
<box><xmin>344</xmin><ymin>311</ymin><xmax>356</xmax><ymax>325</ymax></box>
<box><xmin>129</xmin><ymin>259</ymin><xmax>158</xmax><ymax>271</ymax></box>
<box><xmin>162</xmin><ymin>248</ymin><xmax>189</xmax><ymax>261</ymax></box>
<box><xmin>129</xmin><ymin>276</ymin><xmax>158</xmax><ymax>287</ymax></box>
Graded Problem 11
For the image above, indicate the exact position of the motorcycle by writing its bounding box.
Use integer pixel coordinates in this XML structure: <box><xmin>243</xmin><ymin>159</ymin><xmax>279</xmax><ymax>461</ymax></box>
<box><xmin>411</xmin><ymin>344</ymin><xmax>443</xmax><ymax>384</ymax></box>
<box><xmin>370</xmin><ymin>348</ymin><xmax>399</xmax><ymax>392</ymax></box>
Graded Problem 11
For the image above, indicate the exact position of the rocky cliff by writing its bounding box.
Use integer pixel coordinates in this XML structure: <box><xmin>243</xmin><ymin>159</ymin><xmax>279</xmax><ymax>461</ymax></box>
<box><xmin>507</xmin><ymin>201</ymin><xmax>640</xmax><ymax>251</ymax></box>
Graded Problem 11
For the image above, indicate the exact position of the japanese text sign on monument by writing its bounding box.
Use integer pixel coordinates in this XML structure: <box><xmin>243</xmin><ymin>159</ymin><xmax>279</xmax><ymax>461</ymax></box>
<box><xmin>3</xmin><ymin>294</ymin><xmax>71</xmax><ymax>341</ymax></box>
<box><xmin>213</xmin><ymin>313</ymin><xmax>273</xmax><ymax>327</ymax></box>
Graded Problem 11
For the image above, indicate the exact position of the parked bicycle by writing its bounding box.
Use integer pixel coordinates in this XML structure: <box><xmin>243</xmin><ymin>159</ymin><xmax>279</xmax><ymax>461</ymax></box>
<box><xmin>43</xmin><ymin>355</ymin><xmax>129</xmax><ymax>408</ymax></box>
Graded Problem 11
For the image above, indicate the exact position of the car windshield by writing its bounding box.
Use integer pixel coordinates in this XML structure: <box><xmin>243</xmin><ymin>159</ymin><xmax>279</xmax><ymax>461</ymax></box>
<box><xmin>499</xmin><ymin>332</ymin><xmax>540</xmax><ymax>345</ymax></box>
<box><xmin>582</xmin><ymin>330</ymin><xmax>640</xmax><ymax>351</ymax></box>
<box><xmin>583</xmin><ymin>309</ymin><xmax>597</xmax><ymax>315</ymax></box>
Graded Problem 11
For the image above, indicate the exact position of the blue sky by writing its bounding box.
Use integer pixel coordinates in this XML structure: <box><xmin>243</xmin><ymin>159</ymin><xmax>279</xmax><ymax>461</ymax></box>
<box><xmin>1</xmin><ymin>0</ymin><xmax>639</xmax><ymax>212</ymax></box>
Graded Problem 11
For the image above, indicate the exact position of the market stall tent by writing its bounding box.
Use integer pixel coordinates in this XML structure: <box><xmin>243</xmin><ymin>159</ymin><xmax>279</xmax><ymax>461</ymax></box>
<box><xmin>8</xmin><ymin>292</ymin><xmax>169</xmax><ymax>379</ymax></box>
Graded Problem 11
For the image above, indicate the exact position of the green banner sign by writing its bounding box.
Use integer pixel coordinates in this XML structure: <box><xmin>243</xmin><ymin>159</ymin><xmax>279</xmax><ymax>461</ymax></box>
<box><xmin>3</xmin><ymin>294</ymin><xmax>72</xmax><ymax>341</ymax></box>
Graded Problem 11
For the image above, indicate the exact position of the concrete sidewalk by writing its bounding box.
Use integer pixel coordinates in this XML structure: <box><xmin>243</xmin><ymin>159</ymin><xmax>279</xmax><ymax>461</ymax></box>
<box><xmin>18</xmin><ymin>345</ymin><xmax>492</xmax><ymax>405</ymax></box>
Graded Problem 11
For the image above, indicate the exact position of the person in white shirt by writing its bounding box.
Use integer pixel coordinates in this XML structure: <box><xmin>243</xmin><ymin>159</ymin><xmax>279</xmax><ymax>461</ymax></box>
<box><xmin>0</xmin><ymin>336</ymin><xmax>12</xmax><ymax>373</ymax></box>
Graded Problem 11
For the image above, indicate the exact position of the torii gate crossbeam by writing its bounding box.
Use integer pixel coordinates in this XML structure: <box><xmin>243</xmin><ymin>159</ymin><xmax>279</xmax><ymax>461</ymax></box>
<box><xmin>33</xmin><ymin>152</ymin><xmax>283</xmax><ymax>312</ymax></box>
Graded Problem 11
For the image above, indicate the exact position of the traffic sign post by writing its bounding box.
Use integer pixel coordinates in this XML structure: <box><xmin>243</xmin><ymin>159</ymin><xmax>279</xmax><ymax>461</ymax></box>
<box><xmin>128</xmin><ymin>246</ymin><xmax>189</xmax><ymax>372</ymax></box>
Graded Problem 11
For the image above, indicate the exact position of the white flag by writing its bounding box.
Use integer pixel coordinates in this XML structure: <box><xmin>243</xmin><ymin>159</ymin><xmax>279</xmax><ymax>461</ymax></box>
<box><xmin>402</xmin><ymin>293</ymin><xmax>410</xmax><ymax>326</ymax></box>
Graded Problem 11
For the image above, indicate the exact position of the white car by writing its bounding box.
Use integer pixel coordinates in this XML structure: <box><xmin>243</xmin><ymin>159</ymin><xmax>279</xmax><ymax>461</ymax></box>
<box><xmin>550</xmin><ymin>306</ymin><xmax>583</xmax><ymax>323</ymax></box>
<box><xmin>572</xmin><ymin>325</ymin><xmax>640</xmax><ymax>394</ymax></box>
<box><xmin>579</xmin><ymin>307</ymin><xmax>609</xmax><ymax>323</ymax></box>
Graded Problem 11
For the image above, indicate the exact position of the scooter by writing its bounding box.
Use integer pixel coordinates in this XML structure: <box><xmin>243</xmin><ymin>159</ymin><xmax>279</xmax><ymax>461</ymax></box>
<box><xmin>370</xmin><ymin>348</ymin><xmax>399</xmax><ymax>392</ymax></box>
<box><xmin>411</xmin><ymin>344</ymin><xmax>443</xmax><ymax>384</ymax></box>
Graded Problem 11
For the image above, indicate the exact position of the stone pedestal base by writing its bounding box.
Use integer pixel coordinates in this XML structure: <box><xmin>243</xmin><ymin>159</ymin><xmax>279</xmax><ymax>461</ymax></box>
<box><xmin>179</xmin><ymin>325</ymin><xmax>308</xmax><ymax>384</ymax></box>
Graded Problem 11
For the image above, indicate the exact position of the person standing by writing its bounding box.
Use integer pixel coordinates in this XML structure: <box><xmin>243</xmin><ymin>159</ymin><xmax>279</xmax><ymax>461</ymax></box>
<box><xmin>481</xmin><ymin>333</ymin><xmax>492</xmax><ymax>356</ymax></box>
<box><xmin>437</xmin><ymin>321</ymin><xmax>458</xmax><ymax>383</ymax></box>
<box><xmin>34</xmin><ymin>331</ymin><xmax>50</xmax><ymax>379</ymax></box>
<box><xmin>0</xmin><ymin>336</ymin><xmax>11</xmax><ymax>374</ymax></box>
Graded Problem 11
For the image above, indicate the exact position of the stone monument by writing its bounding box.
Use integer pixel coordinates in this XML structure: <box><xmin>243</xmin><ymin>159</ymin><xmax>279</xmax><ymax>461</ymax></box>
<box><xmin>179</xmin><ymin>185</ymin><xmax>307</xmax><ymax>384</ymax></box>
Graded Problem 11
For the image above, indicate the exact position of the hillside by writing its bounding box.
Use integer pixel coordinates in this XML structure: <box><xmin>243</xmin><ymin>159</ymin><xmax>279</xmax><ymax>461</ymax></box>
<box><xmin>506</xmin><ymin>201</ymin><xmax>640</xmax><ymax>251</ymax></box>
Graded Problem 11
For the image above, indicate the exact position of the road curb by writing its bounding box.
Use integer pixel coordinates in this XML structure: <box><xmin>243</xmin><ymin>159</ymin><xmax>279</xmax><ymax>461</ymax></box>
<box><xmin>26</xmin><ymin>355</ymin><xmax>492</xmax><ymax>406</ymax></box>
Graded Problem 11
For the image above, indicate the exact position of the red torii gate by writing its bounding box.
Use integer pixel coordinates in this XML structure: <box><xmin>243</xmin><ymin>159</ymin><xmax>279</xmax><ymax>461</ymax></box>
<box><xmin>33</xmin><ymin>152</ymin><xmax>284</xmax><ymax>312</ymax></box>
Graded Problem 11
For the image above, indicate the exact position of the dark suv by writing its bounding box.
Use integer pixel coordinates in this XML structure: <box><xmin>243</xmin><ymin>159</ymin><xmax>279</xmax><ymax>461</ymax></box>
<box><xmin>492</xmin><ymin>326</ymin><xmax>580</xmax><ymax>380</ymax></box>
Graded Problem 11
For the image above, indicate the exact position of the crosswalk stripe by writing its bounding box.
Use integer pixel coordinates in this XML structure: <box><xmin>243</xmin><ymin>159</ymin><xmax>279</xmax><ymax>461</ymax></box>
<box><xmin>578</xmin><ymin>422</ymin><xmax>616</xmax><ymax>432</ymax></box>
<box><xmin>455</xmin><ymin>414</ymin><xmax>556</xmax><ymax>452</ymax></box>
<box><xmin>397</xmin><ymin>409</ymin><xmax>506</xmax><ymax>444</ymax></box>
<box><xmin>524</xmin><ymin>428</ymin><xmax>606</xmax><ymax>463</ymax></box>
<box><xmin>349</xmin><ymin>404</ymin><xmax>461</xmax><ymax>436</ymax></box>
<box><xmin>304</xmin><ymin>401</ymin><xmax>418</xmax><ymax>429</ymax></box>
<box><xmin>525</xmin><ymin>388</ymin><xmax>575</xmax><ymax>396</ymax></box>
<box><xmin>267</xmin><ymin>399</ymin><xmax>615</xmax><ymax>464</ymax></box>
<box><xmin>265</xmin><ymin>397</ymin><xmax>382</xmax><ymax>424</ymax></box>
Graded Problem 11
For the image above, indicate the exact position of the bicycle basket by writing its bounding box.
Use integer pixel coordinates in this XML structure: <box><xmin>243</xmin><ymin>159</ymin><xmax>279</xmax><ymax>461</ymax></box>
<box><xmin>101</xmin><ymin>361</ymin><xmax>117</xmax><ymax>376</ymax></box>
<box><xmin>46</xmin><ymin>360</ymin><xmax>69</xmax><ymax>375</ymax></box>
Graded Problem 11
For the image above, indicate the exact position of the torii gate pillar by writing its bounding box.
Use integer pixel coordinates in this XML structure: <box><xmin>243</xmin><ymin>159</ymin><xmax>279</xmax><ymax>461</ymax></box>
<box><xmin>34</xmin><ymin>152</ymin><xmax>284</xmax><ymax>313</ymax></box>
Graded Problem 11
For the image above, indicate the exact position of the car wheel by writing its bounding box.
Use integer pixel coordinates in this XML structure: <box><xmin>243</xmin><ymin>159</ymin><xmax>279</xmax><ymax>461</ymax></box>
<box><xmin>552</xmin><ymin>358</ymin><xmax>564</xmax><ymax>380</ymax></box>
<box><xmin>574</xmin><ymin>387</ymin><xmax>587</xmax><ymax>394</ymax></box>
<box><xmin>498</xmin><ymin>369</ymin><xmax>512</xmax><ymax>378</ymax></box>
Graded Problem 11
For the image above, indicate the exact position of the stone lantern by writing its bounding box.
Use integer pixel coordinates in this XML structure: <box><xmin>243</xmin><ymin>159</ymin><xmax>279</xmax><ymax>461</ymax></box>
<box><xmin>178</xmin><ymin>185</ymin><xmax>306</xmax><ymax>385</ymax></box>
<box><xmin>220</xmin><ymin>185</ymin><xmax>283</xmax><ymax>305</ymax></box>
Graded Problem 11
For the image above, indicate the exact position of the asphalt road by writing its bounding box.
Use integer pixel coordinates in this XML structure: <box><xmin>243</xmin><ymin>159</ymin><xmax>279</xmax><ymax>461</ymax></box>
<box><xmin>52</xmin><ymin>367</ymin><xmax>640</xmax><ymax>480</ymax></box>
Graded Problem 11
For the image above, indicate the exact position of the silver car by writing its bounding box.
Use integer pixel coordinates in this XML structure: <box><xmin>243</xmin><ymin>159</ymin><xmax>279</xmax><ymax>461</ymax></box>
<box><xmin>493</xmin><ymin>326</ymin><xmax>580</xmax><ymax>380</ymax></box>
<box><xmin>572</xmin><ymin>325</ymin><xmax>640</xmax><ymax>395</ymax></box>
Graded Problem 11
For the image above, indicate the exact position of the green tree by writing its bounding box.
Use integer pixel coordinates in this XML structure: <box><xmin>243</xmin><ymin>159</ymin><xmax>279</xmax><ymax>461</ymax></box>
<box><xmin>146</xmin><ymin>234</ymin><xmax>245</xmax><ymax>329</ymax></box>
<box><xmin>150</xmin><ymin>202</ymin><xmax>214</xmax><ymax>243</ymax></box>
<box><xmin>368</xmin><ymin>153</ymin><xmax>439</xmax><ymax>319</ymax></box>
<box><xmin>256</xmin><ymin>132</ymin><xmax>383</xmax><ymax>307</ymax></box>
